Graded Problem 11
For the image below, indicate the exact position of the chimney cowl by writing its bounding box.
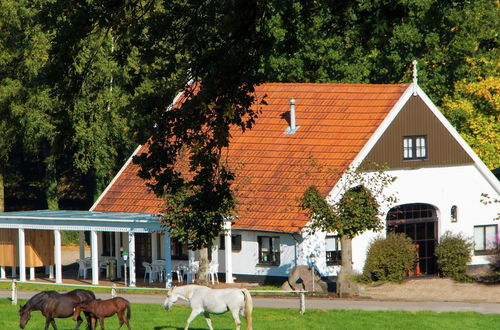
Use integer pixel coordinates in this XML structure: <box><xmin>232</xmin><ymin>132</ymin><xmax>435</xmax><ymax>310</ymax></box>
<box><xmin>285</xmin><ymin>98</ymin><xmax>299</xmax><ymax>134</ymax></box>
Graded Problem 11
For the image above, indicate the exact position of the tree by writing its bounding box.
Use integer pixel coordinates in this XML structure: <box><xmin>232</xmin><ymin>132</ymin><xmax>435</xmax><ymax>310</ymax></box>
<box><xmin>301</xmin><ymin>166</ymin><xmax>397</xmax><ymax>296</ymax></box>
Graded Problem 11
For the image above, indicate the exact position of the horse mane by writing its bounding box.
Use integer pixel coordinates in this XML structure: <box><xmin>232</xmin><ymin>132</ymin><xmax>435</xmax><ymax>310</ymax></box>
<box><xmin>23</xmin><ymin>291</ymin><xmax>58</xmax><ymax>311</ymax></box>
<box><xmin>174</xmin><ymin>285</ymin><xmax>196</xmax><ymax>300</ymax></box>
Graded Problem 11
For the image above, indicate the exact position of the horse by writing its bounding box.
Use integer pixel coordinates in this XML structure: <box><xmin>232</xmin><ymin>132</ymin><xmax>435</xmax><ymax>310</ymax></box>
<box><xmin>73</xmin><ymin>297</ymin><xmax>131</xmax><ymax>330</ymax></box>
<box><xmin>19</xmin><ymin>289</ymin><xmax>95</xmax><ymax>330</ymax></box>
<box><xmin>163</xmin><ymin>285</ymin><xmax>253</xmax><ymax>330</ymax></box>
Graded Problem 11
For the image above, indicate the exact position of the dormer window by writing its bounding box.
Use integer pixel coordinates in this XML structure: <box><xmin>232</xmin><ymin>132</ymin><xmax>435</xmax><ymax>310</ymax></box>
<box><xmin>403</xmin><ymin>135</ymin><xmax>427</xmax><ymax>160</ymax></box>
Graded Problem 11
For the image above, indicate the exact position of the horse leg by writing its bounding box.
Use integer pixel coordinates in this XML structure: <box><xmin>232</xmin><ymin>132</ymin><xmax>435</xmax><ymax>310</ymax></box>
<box><xmin>98</xmin><ymin>317</ymin><xmax>105</xmax><ymax>330</ymax></box>
<box><xmin>50</xmin><ymin>318</ymin><xmax>58</xmax><ymax>330</ymax></box>
<box><xmin>116</xmin><ymin>311</ymin><xmax>124</xmax><ymax>329</ymax></box>
<box><xmin>203</xmin><ymin>312</ymin><xmax>214</xmax><ymax>330</ymax></box>
<box><xmin>90</xmin><ymin>316</ymin><xmax>97</xmax><ymax>330</ymax></box>
<box><xmin>230</xmin><ymin>308</ymin><xmax>242</xmax><ymax>330</ymax></box>
<box><xmin>184</xmin><ymin>309</ymin><xmax>202</xmax><ymax>330</ymax></box>
<box><xmin>75</xmin><ymin>315</ymin><xmax>83</xmax><ymax>330</ymax></box>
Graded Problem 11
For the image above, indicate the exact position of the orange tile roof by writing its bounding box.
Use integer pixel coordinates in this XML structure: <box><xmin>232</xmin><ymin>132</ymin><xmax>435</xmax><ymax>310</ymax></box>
<box><xmin>93</xmin><ymin>83</ymin><xmax>408</xmax><ymax>233</ymax></box>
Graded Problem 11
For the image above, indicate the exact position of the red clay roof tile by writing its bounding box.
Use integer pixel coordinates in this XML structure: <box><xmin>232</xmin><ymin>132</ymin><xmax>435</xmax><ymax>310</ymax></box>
<box><xmin>93</xmin><ymin>83</ymin><xmax>408</xmax><ymax>232</ymax></box>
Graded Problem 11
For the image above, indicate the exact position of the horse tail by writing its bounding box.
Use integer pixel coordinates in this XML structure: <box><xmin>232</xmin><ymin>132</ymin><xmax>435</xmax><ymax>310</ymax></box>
<box><xmin>242</xmin><ymin>289</ymin><xmax>253</xmax><ymax>330</ymax></box>
<box><xmin>126</xmin><ymin>301</ymin><xmax>131</xmax><ymax>320</ymax></box>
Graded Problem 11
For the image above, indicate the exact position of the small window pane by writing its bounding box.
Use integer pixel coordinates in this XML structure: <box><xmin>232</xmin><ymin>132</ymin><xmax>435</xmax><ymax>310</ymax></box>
<box><xmin>485</xmin><ymin>226</ymin><xmax>497</xmax><ymax>250</ymax></box>
<box><xmin>474</xmin><ymin>227</ymin><xmax>485</xmax><ymax>250</ymax></box>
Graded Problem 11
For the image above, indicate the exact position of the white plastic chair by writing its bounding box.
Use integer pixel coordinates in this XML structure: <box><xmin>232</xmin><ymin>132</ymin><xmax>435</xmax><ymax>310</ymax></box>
<box><xmin>187</xmin><ymin>261</ymin><xmax>199</xmax><ymax>283</ymax></box>
<box><xmin>172</xmin><ymin>265</ymin><xmax>183</xmax><ymax>284</ymax></box>
<box><xmin>209</xmin><ymin>263</ymin><xmax>219</xmax><ymax>285</ymax></box>
<box><xmin>76</xmin><ymin>259</ymin><xmax>89</xmax><ymax>280</ymax></box>
<box><xmin>152</xmin><ymin>260</ymin><xmax>166</xmax><ymax>282</ymax></box>
<box><xmin>142</xmin><ymin>262</ymin><xmax>159</xmax><ymax>284</ymax></box>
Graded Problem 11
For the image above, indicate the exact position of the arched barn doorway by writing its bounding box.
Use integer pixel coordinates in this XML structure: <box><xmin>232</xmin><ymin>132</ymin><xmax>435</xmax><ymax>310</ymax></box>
<box><xmin>386</xmin><ymin>203</ymin><xmax>438</xmax><ymax>275</ymax></box>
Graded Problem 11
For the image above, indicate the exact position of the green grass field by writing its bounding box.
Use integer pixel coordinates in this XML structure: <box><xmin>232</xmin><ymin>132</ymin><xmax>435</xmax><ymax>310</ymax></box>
<box><xmin>2</xmin><ymin>298</ymin><xmax>500</xmax><ymax>330</ymax></box>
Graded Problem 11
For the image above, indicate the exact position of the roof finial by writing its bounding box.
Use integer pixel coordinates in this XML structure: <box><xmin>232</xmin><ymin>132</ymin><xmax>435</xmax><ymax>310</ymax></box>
<box><xmin>412</xmin><ymin>60</ymin><xmax>418</xmax><ymax>85</ymax></box>
<box><xmin>412</xmin><ymin>60</ymin><xmax>418</xmax><ymax>96</ymax></box>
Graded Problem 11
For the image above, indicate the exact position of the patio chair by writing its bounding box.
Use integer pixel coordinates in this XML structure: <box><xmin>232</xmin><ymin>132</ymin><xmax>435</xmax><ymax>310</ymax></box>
<box><xmin>187</xmin><ymin>261</ymin><xmax>199</xmax><ymax>283</ymax></box>
<box><xmin>142</xmin><ymin>262</ymin><xmax>160</xmax><ymax>284</ymax></box>
<box><xmin>209</xmin><ymin>263</ymin><xmax>219</xmax><ymax>285</ymax></box>
<box><xmin>172</xmin><ymin>265</ymin><xmax>184</xmax><ymax>284</ymax></box>
<box><xmin>76</xmin><ymin>259</ymin><xmax>89</xmax><ymax>280</ymax></box>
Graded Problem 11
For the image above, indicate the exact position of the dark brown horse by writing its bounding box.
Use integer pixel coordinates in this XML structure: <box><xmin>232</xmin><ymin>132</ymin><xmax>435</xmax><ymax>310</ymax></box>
<box><xmin>19</xmin><ymin>289</ymin><xmax>95</xmax><ymax>330</ymax></box>
<box><xmin>73</xmin><ymin>297</ymin><xmax>131</xmax><ymax>330</ymax></box>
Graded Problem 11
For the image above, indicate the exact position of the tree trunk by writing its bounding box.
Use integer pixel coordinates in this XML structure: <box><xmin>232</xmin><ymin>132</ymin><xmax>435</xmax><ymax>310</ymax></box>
<box><xmin>337</xmin><ymin>236</ymin><xmax>359</xmax><ymax>297</ymax></box>
<box><xmin>197</xmin><ymin>247</ymin><xmax>210</xmax><ymax>285</ymax></box>
<box><xmin>45</xmin><ymin>155</ymin><xmax>59</xmax><ymax>210</ymax></box>
<box><xmin>0</xmin><ymin>169</ymin><xmax>4</xmax><ymax>212</ymax></box>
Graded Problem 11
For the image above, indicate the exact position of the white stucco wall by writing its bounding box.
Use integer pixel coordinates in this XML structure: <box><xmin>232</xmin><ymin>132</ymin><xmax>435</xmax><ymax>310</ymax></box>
<box><xmin>298</xmin><ymin>164</ymin><xmax>499</xmax><ymax>277</ymax></box>
<box><xmin>217</xmin><ymin>230</ymin><xmax>298</xmax><ymax>278</ymax></box>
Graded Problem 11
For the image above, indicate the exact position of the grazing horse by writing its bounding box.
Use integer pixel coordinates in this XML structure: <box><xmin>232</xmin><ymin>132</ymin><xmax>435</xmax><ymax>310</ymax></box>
<box><xmin>73</xmin><ymin>297</ymin><xmax>131</xmax><ymax>330</ymax></box>
<box><xmin>19</xmin><ymin>289</ymin><xmax>95</xmax><ymax>330</ymax></box>
<box><xmin>163</xmin><ymin>285</ymin><xmax>253</xmax><ymax>330</ymax></box>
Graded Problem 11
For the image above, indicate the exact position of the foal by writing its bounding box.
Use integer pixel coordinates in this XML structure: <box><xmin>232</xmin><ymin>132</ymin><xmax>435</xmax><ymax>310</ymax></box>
<box><xmin>73</xmin><ymin>297</ymin><xmax>131</xmax><ymax>330</ymax></box>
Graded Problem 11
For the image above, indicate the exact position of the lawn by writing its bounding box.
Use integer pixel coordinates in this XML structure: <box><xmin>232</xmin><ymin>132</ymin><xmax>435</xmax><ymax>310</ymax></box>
<box><xmin>3</xmin><ymin>298</ymin><xmax>500</xmax><ymax>330</ymax></box>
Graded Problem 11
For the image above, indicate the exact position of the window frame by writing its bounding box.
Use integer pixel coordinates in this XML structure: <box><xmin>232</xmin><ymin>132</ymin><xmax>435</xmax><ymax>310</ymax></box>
<box><xmin>170</xmin><ymin>238</ymin><xmax>189</xmax><ymax>260</ymax></box>
<box><xmin>257</xmin><ymin>236</ymin><xmax>280</xmax><ymax>266</ymax></box>
<box><xmin>474</xmin><ymin>225</ymin><xmax>497</xmax><ymax>255</ymax></box>
<box><xmin>219</xmin><ymin>234</ymin><xmax>242</xmax><ymax>251</ymax></box>
<box><xmin>325</xmin><ymin>236</ymin><xmax>342</xmax><ymax>266</ymax></box>
<box><xmin>403</xmin><ymin>135</ymin><xmax>428</xmax><ymax>160</ymax></box>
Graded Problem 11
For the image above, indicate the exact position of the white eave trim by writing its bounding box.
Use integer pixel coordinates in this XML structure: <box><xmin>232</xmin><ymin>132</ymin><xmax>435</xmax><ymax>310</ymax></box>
<box><xmin>90</xmin><ymin>144</ymin><xmax>143</xmax><ymax>211</ymax></box>
<box><xmin>327</xmin><ymin>84</ymin><xmax>415</xmax><ymax>200</ymax></box>
<box><xmin>415</xmin><ymin>84</ymin><xmax>500</xmax><ymax>194</ymax></box>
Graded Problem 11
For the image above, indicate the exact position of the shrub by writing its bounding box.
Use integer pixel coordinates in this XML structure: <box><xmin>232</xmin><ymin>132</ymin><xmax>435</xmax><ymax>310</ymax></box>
<box><xmin>362</xmin><ymin>233</ymin><xmax>415</xmax><ymax>282</ymax></box>
<box><xmin>435</xmin><ymin>231</ymin><xmax>473</xmax><ymax>282</ymax></box>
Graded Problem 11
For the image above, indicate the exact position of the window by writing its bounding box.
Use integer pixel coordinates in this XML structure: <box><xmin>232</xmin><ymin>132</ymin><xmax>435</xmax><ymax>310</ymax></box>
<box><xmin>170</xmin><ymin>239</ymin><xmax>188</xmax><ymax>260</ymax></box>
<box><xmin>403</xmin><ymin>135</ymin><xmax>427</xmax><ymax>160</ymax></box>
<box><xmin>474</xmin><ymin>225</ymin><xmax>497</xmax><ymax>254</ymax></box>
<box><xmin>451</xmin><ymin>205</ymin><xmax>458</xmax><ymax>223</ymax></box>
<box><xmin>219</xmin><ymin>234</ymin><xmax>242</xmax><ymax>251</ymax></box>
<box><xmin>258</xmin><ymin>236</ymin><xmax>280</xmax><ymax>265</ymax></box>
<box><xmin>326</xmin><ymin>236</ymin><xmax>341</xmax><ymax>265</ymax></box>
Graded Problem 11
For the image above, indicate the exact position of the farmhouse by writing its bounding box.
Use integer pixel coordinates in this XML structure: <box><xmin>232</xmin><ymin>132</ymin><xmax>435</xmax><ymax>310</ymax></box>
<box><xmin>0</xmin><ymin>79</ymin><xmax>498</xmax><ymax>286</ymax></box>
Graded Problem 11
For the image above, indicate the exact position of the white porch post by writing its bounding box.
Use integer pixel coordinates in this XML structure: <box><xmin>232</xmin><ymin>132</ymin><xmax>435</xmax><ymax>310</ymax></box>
<box><xmin>114</xmin><ymin>232</ymin><xmax>122</xmax><ymax>279</ymax></box>
<box><xmin>91</xmin><ymin>230</ymin><xmax>99</xmax><ymax>285</ymax></box>
<box><xmin>224</xmin><ymin>220</ymin><xmax>233</xmax><ymax>283</ymax></box>
<box><xmin>18</xmin><ymin>228</ymin><xmax>26</xmax><ymax>282</ymax></box>
<box><xmin>29</xmin><ymin>267</ymin><xmax>35</xmax><ymax>280</ymax></box>
<box><xmin>164</xmin><ymin>229</ymin><xmax>172</xmax><ymax>287</ymax></box>
<box><xmin>128</xmin><ymin>232</ymin><xmax>136</xmax><ymax>287</ymax></box>
<box><xmin>0</xmin><ymin>266</ymin><xmax>5</xmax><ymax>279</ymax></box>
<box><xmin>187</xmin><ymin>250</ymin><xmax>195</xmax><ymax>284</ymax></box>
<box><xmin>79</xmin><ymin>231</ymin><xmax>85</xmax><ymax>260</ymax></box>
<box><xmin>151</xmin><ymin>233</ymin><xmax>158</xmax><ymax>262</ymax></box>
<box><xmin>54</xmin><ymin>229</ymin><xmax>62</xmax><ymax>284</ymax></box>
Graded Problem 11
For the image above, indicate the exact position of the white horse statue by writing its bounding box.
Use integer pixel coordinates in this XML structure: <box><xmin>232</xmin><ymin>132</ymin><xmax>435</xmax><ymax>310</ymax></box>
<box><xmin>163</xmin><ymin>284</ymin><xmax>253</xmax><ymax>330</ymax></box>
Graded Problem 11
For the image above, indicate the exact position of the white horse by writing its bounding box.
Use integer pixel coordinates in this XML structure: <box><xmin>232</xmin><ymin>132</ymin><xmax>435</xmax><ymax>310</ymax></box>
<box><xmin>163</xmin><ymin>284</ymin><xmax>253</xmax><ymax>330</ymax></box>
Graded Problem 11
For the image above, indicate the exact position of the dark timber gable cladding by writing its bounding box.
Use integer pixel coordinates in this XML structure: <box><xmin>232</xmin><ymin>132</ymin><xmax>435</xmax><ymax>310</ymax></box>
<box><xmin>362</xmin><ymin>95</ymin><xmax>473</xmax><ymax>169</ymax></box>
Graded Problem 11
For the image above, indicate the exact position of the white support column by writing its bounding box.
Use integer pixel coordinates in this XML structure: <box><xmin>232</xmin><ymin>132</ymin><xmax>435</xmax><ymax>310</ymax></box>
<box><xmin>18</xmin><ymin>228</ymin><xmax>26</xmax><ymax>282</ymax></box>
<box><xmin>164</xmin><ymin>229</ymin><xmax>172</xmax><ymax>288</ymax></box>
<box><xmin>79</xmin><ymin>231</ymin><xmax>86</xmax><ymax>260</ymax></box>
<box><xmin>0</xmin><ymin>266</ymin><xmax>5</xmax><ymax>279</ymax></box>
<box><xmin>224</xmin><ymin>220</ymin><xmax>233</xmax><ymax>283</ymax></box>
<box><xmin>91</xmin><ymin>230</ymin><xmax>99</xmax><ymax>285</ymax></box>
<box><xmin>29</xmin><ymin>267</ymin><xmax>35</xmax><ymax>281</ymax></box>
<box><xmin>54</xmin><ymin>229</ymin><xmax>62</xmax><ymax>284</ymax></box>
<box><xmin>11</xmin><ymin>266</ymin><xmax>16</xmax><ymax>278</ymax></box>
<box><xmin>128</xmin><ymin>232</ymin><xmax>136</xmax><ymax>287</ymax></box>
<box><xmin>114</xmin><ymin>232</ymin><xmax>122</xmax><ymax>279</ymax></box>
<box><xmin>187</xmin><ymin>250</ymin><xmax>195</xmax><ymax>284</ymax></box>
<box><xmin>48</xmin><ymin>265</ymin><xmax>54</xmax><ymax>279</ymax></box>
<box><xmin>98</xmin><ymin>232</ymin><xmax>104</xmax><ymax>256</ymax></box>
<box><xmin>151</xmin><ymin>233</ymin><xmax>158</xmax><ymax>262</ymax></box>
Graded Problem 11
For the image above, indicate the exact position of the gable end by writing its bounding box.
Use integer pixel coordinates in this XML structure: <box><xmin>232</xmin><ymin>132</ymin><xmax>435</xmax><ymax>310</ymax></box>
<box><xmin>362</xmin><ymin>95</ymin><xmax>473</xmax><ymax>169</ymax></box>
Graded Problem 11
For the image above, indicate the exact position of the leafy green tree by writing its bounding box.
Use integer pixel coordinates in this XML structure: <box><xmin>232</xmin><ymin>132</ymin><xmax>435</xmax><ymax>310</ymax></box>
<box><xmin>301</xmin><ymin>167</ymin><xmax>397</xmax><ymax>296</ymax></box>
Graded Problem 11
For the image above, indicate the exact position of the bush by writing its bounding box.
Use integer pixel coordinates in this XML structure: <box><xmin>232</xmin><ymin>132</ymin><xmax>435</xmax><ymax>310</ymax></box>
<box><xmin>362</xmin><ymin>233</ymin><xmax>415</xmax><ymax>282</ymax></box>
<box><xmin>61</xmin><ymin>231</ymin><xmax>79</xmax><ymax>245</ymax></box>
<box><xmin>435</xmin><ymin>231</ymin><xmax>473</xmax><ymax>282</ymax></box>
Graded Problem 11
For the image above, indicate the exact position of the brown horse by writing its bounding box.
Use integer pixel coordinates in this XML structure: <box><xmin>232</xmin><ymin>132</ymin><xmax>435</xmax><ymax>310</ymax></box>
<box><xmin>19</xmin><ymin>289</ymin><xmax>95</xmax><ymax>330</ymax></box>
<box><xmin>73</xmin><ymin>297</ymin><xmax>131</xmax><ymax>330</ymax></box>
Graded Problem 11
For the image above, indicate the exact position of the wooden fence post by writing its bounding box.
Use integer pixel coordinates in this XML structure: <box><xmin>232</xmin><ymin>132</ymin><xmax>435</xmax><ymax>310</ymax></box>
<box><xmin>11</xmin><ymin>280</ymin><xmax>17</xmax><ymax>305</ymax></box>
<box><xmin>299</xmin><ymin>292</ymin><xmax>305</xmax><ymax>314</ymax></box>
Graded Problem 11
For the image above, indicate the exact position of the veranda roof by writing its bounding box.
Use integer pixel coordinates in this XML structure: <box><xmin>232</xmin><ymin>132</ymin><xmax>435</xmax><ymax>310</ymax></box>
<box><xmin>0</xmin><ymin>210</ymin><xmax>162</xmax><ymax>233</ymax></box>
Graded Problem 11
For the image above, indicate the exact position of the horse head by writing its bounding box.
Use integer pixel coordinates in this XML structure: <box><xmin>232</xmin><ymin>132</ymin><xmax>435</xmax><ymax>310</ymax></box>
<box><xmin>163</xmin><ymin>287</ymin><xmax>179</xmax><ymax>310</ymax></box>
<box><xmin>19</xmin><ymin>304</ymin><xmax>30</xmax><ymax>329</ymax></box>
<box><xmin>72</xmin><ymin>303</ymin><xmax>87</xmax><ymax>321</ymax></box>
